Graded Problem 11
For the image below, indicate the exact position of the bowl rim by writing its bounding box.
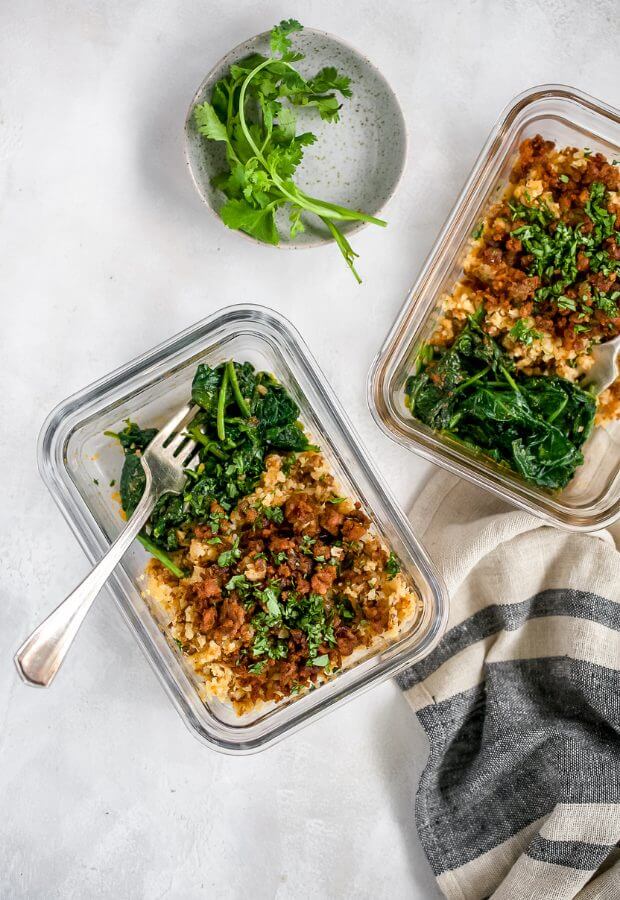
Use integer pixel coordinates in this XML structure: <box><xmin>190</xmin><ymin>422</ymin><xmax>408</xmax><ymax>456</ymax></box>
<box><xmin>182</xmin><ymin>25</ymin><xmax>408</xmax><ymax>250</ymax></box>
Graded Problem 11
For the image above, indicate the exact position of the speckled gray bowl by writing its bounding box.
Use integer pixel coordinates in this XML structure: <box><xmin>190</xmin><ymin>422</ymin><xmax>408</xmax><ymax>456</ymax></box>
<box><xmin>184</xmin><ymin>27</ymin><xmax>407</xmax><ymax>247</ymax></box>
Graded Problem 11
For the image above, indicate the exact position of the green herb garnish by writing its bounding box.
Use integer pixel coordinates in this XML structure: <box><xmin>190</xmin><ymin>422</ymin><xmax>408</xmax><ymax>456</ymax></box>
<box><xmin>385</xmin><ymin>552</ymin><xmax>401</xmax><ymax>578</ymax></box>
<box><xmin>509</xmin><ymin>319</ymin><xmax>542</xmax><ymax>347</ymax></box>
<box><xmin>192</xmin><ymin>19</ymin><xmax>386</xmax><ymax>282</ymax></box>
<box><xmin>309</xmin><ymin>654</ymin><xmax>329</xmax><ymax>667</ymax></box>
<box><xmin>218</xmin><ymin>536</ymin><xmax>241</xmax><ymax>567</ymax></box>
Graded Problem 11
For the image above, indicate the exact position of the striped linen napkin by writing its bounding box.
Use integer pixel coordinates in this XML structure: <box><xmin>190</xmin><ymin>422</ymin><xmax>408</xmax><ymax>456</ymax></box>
<box><xmin>399</xmin><ymin>472</ymin><xmax>620</xmax><ymax>900</ymax></box>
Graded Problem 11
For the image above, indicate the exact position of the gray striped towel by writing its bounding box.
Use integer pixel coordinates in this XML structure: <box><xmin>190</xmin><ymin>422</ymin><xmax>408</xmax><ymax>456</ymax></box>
<box><xmin>399</xmin><ymin>473</ymin><xmax>620</xmax><ymax>900</ymax></box>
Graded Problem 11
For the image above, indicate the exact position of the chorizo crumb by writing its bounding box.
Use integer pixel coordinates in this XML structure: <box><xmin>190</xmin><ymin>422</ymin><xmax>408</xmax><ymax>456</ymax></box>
<box><xmin>310</xmin><ymin>566</ymin><xmax>337</xmax><ymax>595</ymax></box>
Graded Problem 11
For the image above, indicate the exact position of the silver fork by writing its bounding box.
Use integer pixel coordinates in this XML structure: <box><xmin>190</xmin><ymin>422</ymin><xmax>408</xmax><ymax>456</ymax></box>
<box><xmin>581</xmin><ymin>333</ymin><xmax>620</xmax><ymax>395</ymax></box>
<box><xmin>15</xmin><ymin>403</ymin><xmax>199</xmax><ymax>688</ymax></box>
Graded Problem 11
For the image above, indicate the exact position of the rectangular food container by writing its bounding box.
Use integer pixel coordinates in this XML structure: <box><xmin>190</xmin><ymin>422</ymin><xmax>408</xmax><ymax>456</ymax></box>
<box><xmin>369</xmin><ymin>84</ymin><xmax>620</xmax><ymax>531</ymax></box>
<box><xmin>39</xmin><ymin>304</ymin><xmax>447</xmax><ymax>754</ymax></box>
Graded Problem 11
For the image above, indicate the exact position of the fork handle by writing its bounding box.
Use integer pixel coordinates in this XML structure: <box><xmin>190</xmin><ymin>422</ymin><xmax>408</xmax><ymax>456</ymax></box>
<box><xmin>15</xmin><ymin>483</ymin><xmax>156</xmax><ymax>688</ymax></box>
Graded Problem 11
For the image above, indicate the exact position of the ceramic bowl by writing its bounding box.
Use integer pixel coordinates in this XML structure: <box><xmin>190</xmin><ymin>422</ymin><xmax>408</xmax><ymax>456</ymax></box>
<box><xmin>184</xmin><ymin>27</ymin><xmax>407</xmax><ymax>247</ymax></box>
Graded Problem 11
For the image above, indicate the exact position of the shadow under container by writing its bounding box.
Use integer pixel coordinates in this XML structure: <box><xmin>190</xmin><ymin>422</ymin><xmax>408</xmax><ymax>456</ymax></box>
<box><xmin>369</xmin><ymin>84</ymin><xmax>620</xmax><ymax>531</ymax></box>
<box><xmin>39</xmin><ymin>305</ymin><xmax>448</xmax><ymax>754</ymax></box>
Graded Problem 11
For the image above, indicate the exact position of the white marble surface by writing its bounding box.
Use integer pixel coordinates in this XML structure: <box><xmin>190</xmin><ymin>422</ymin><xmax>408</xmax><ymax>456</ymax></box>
<box><xmin>1</xmin><ymin>1</ymin><xmax>617</xmax><ymax>897</ymax></box>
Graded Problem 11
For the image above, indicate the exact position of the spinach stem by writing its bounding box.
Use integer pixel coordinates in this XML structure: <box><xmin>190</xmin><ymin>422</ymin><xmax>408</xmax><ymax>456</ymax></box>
<box><xmin>453</xmin><ymin>366</ymin><xmax>490</xmax><ymax>395</ymax></box>
<box><xmin>548</xmin><ymin>394</ymin><xmax>568</xmax><ymax>424</ymax></box>
<box><xmin>217</xmin><ymin>366</ymin><xmax>229</xmax><ymax>441</ymax></box>
<box><xmin>500</xmin><ymin>365</ymin><xmax>521</xmax><ymax>393</ymax></box>
<box><xmin>187</xmin><ymin>425</ymin><xmax>226</xmax><ymax>459</ymax></box>
<box><xmin>138</xmin><ymin>534</ymin><xmax>186</xmax><ymax>579</ymax></box>
<box><xmin>226</xmin><ymin>360</ymin><xmax>251</xmax><ymax>416</ymax></box>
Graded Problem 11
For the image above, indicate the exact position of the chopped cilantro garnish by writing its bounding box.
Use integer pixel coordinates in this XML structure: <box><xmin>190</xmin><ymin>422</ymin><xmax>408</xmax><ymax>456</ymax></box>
<box><xmin>218</xmin><ymin>535</ymin><xmax>241</xmax><ymax>567</ymax></box>
<box><xmin>248</xmin><ymin>660</ymin><xmax>267</xmax><ymax>675</ymax></box>
<box><xmin>556</xmin><ymin>295</ymin><xmax>577</xmax><ymax>312</ymax></box>
<box><xmin>225</xmin><ymin>573</ymin><xmax>251</xmax><ymax>595</ymax></box>
<box><xmin>509</xmin><ymin>319</ymin><xmax>542</xmax><ymax>347</ymax></box>
<box><xmin>300</xmin><ymin>535</ymin><xmax>316</xmax><ymax>554</ymax></box>
<box><xmin>385</xmin><ymin>552</ymin><xmax>401</xmax><ymax>578</ymax></box>
<box><xmin>593</xmin><ymin>289</ymin><xmax>620</xmax><ymax>317</ymax></box>
<box><xmin>309</xmin><ymin>654</ymin><xmax>329</xmax><ymax>667</ymax></box>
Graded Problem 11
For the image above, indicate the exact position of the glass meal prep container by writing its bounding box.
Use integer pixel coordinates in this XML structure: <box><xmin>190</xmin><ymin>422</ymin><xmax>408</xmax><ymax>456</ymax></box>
<box><xmin>38</xmin><ymin>304</ymin><xmax>447</xmax><ymax>754</ymax></box>
<box><xmin>369</xmin><ymin>84</ymin><xmax>620</xmax><ymax>531</ymax></box>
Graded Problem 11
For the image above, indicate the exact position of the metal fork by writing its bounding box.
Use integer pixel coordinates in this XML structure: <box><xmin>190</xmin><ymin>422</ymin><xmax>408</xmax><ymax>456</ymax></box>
<box><xmin>15</xmin><ymin>403</ymin><xmax>199</xmax><ymax>688</ymax></box>
<box><xmin>581</xmin><ymin>333</ymin><xmax>620</xmax><ymax>395</ymax></box>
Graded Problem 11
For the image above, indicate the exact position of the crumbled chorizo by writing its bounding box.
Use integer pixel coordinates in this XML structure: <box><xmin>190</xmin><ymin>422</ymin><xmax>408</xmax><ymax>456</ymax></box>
<box><xmin>319</xmin><ymin>504</ymin><xmax>345</xmax><ymax>535</ymax></box>
<box><xmin>200</xmin><ymin>607</ymin><xmax>217</xmax><ymax>633</ymax></box>
<box><xmin>284</xmin><ymin>493</ymin><xmax>320</xmax><ymax>535</ymax></box>
<box><xmin>342</xmin><ymin>517</ymin><xmax>369</xmax><ymax>542</ymax></box>
<box><xmin>310</xmin><ymin>566</ymin><xmax>337</xmax><ymax>595</ymax></box>
<box><xmin>217</xmin><ymin>598</ymin><xmax>245</xmax><ymax>637</ymax></box>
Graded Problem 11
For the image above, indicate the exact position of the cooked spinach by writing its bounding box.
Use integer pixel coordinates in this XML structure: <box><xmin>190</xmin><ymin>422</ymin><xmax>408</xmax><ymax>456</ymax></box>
<box><xmin>405</xmin><ymin>315</ymin><xmax>596</xmax><ymax>490</ymax></box>
<box><xmin>119</xmin><ymin>451</ymin><xmax>148</xmax><ymax>517</ymax></box>
<box><xmin>109</xmin><ymin>361</ymin><xmax>312</xmax><ymax>575</ymax></box>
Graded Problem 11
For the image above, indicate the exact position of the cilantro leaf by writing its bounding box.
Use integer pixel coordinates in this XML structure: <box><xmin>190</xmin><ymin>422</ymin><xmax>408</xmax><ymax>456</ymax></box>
<box><xmin>218</xmin><ymin>536</ymin><xmax>241</xmax><ymax>567</ymax></box>
<box><xmin>509</xmin><ymin>319</ymin><xmax>542</xmax><ymax>347</ymax></box>
<box><xmin>220</xmin><ymin>198</ymin><xmax>279</xmax><ymax>245</ymax></box>
<box><xmin>289</xmin><ymin>205</ymin><xmax>305</xmax><ymax>238</ymax></box>
<box><xmin>385</xmin><ymin>552</ymin><xmax>401</xmax><ymax>578</ymax></box>
<box><xmin>309</xmin><ymin>654</ymin><xmax>329</xmax><ymax>667</ymax></box>
<box><xmin>308</xmin><ymin>66</ymin><xmax>352</xmax><ymax>98</ymax></box>
<box><xmin>270</xmin><ymin>19</ymin><xmax>303</xmax><ymax>56</ymax></box>
<box><xmin>193</xmin><ymin>103</ymin><xmax>228</xmax><ymax>142</ymax></box>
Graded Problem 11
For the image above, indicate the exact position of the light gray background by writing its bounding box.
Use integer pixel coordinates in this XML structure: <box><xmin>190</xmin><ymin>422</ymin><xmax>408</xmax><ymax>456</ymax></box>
<box><xmin>1</xmin><ymin>1</ymin><xmax>617</xmax><ymax>898</ymax></box>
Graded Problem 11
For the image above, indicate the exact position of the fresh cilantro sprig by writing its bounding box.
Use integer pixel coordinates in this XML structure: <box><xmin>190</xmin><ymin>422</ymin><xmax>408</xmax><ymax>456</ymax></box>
<box><xmin>193</xmin><ymin>19</ymin><xmax>386</xmax><ymax>282</ymax></box>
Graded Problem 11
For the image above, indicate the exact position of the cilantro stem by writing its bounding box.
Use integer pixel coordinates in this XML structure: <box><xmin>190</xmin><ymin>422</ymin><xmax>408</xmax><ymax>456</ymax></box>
<box><xmin>237</xmin><ymin>57</ymin><xmax>383</xmax><ymax>258</ymax></box>
<box><xmin>226</xmin><ymin>360</ymin><xmax>251</xmax><ymax>416</ymax></box>
<box><xmin>322</xmin><ymin>218</ymin><xmax>361</xmax><ymax>283</ymax></box>
<box><xmin>138</xmin><ymin>533</ymin><xmax>186</xmax><ymax>579</ymax></box>
<box><xmin>217</xmin><ymin>365</ymin><xmax>229</xmax><ymax>441</ymax></box>
<box><xmin>298</xmin><ymin>191</ymin><xmax>387</xmax><ymax>227</ymax></box>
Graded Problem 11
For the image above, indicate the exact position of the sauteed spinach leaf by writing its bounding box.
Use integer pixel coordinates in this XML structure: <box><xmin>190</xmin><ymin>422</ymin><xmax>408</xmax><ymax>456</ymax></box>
<box><xmin>109</xmin><ymin>361</ymin><xmax>312</xmax><ymax>576</ymax></box>
<box><xmin>405</xmin><ymin>314</ymin><xmax>596</xmax><ymax>490</ymax></box>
